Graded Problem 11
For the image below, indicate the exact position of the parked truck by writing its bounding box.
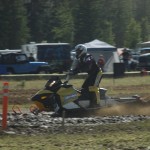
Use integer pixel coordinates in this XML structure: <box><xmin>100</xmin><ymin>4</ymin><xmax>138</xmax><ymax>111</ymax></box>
<box><xmin>0</xmin><ymin>52</ymin><xmax>50</xmax><ymax>74</ymax></box>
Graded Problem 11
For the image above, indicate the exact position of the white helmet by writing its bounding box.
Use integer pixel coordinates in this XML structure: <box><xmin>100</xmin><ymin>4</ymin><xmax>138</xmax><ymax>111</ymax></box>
<box><xmin>75</xmin><ymin>44</ymin><xmax>87</xmax><ymax>58</ymax></box>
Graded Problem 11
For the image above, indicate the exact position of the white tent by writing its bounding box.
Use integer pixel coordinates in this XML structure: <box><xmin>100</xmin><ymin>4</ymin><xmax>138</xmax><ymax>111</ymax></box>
<box><xmin>84</xmin><ymin>39</ymin><xmax>116</xmax><ymax>61</ymax></box>
<box><xmin>83</xmin><ymin>39</ymin><xmax>119</xmax><ymax>72</ymax></box>
<box><xmin>84</xmin><ymin>39</ymin><xmax>116</xmax><ymax>49</ymax></box>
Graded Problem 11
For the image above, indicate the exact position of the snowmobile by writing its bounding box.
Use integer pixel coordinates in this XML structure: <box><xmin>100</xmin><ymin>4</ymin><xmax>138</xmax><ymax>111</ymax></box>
<box><xmin>30</xmin><ymin>71</ymin><xmax>104</xmax><ymax>116</ymax></box>
<box><xmin>30</xmin><ymin>73</ymin><xmax>142</xmax><ymax>116</ymax></box>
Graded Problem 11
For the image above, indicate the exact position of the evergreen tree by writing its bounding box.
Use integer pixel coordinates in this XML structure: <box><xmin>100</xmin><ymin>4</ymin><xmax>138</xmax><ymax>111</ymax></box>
<box><xmin>26</xmin><ymin>0</ymin><xmax>57</xmax><ymax>42</ymax></box>
<box><xmin>135</xmin><ymin>0</ymin><xmax>150</xmax><ymax>22</ymax></box>
<box><xmin>134</xmin><ymin>0</ymin><xmax>150</xmax><ymax>42</ymax></box>
<box><xmin>1</xmin><ymin>0</ymin><xmax>150</xmax><ymax>49</ymax></box>
<box><xmin>112</xmin><ymin>0</ymin><xmax>133</xmax><ymax>47</ymax></box>
<box><xmin>52</xmin><ymin>0</ymin><xmax>74</xmax><ymax>43</ymax></box>
<box><xmin>101</xmin><ymin>21</ymin><xmax>114</xmax><ymax>45</ymax></box>
<box><xmin>140</xmin><ymin>17</ymin><xmax>150</xmax><ymax>42</ymax></box>
<box><xmin>91</xmin><ymin>0</ymin><xmax>115</xmax><ymax>45</ymax></box>
<box><xmin>0</xmin><ymin>0</ymin><xmax>29</xmax><ymax>49</ymax></box>
<box><xmin>73</xmin><ymin>0</ymin><xmax>94</xmax><ymax>44</ymax></box>
<box><xmin>124</xmin><ymin>18</ymin><xmax>141</xmax><ymax>48</ymax></box>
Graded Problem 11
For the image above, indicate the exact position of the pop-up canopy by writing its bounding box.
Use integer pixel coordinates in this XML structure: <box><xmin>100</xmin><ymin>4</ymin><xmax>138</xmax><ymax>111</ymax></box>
<box><xmin>84</xmin><ymin>39</ymin><xmax>116</xmax><ymax>51</ymax></box>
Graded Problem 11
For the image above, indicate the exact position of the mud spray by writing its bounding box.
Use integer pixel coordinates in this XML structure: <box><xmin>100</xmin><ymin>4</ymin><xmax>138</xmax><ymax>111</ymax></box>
<box><xmin>93</xmin><ymin>101</ymin><xmax>150</xmax><ymax>116</ymax></box>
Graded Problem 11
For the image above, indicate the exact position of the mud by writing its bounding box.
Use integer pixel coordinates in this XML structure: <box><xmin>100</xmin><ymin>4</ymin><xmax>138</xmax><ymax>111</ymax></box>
<box><xmin>0</xmin><ymin>101</ymin><xmax>150</xmax><ymax>135</ymax></box>
<box><xmin>0</xmin><ymin>85</ymin><xmax>150</xmax><ymax>135</ymax></box>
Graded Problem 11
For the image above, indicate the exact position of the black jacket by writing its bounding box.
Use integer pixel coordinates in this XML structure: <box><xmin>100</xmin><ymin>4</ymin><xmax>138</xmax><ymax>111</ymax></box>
<box><xmin>71</xmin><ymin>53</ymin><xmax>100</xmax><ymax>89</ymax></box>
<box><xmin>71</xmin><ymin>53</ymin><xmax>99</xmax><ymax>75</ymax></box>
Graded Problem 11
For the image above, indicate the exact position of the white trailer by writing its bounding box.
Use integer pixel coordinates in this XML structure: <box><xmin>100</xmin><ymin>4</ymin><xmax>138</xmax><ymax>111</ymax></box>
<box><xmin>21</xmin><ymin>42</ymin><xmax>71</xmax><ymax>61</ymax></box>
<box><xmin>21</xmin><ymin>42</ymin><xmax>72</xmax><ymax>72</ymax></box>
<box><xmin>0</xmin><ymin>49</ymin><xmax>21</xmax><ymax>54</ymax></box>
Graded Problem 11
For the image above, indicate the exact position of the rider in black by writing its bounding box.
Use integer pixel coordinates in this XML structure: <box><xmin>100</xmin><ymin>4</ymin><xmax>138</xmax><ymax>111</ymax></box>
<box><xmin>69</xmin><ymin>44</ymin><xmax>102</xmax><ymax>106</ymax></box>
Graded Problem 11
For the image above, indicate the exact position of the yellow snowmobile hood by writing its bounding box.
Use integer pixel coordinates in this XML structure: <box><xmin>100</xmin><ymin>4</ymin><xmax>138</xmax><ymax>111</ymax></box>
<box><xmin>57</xmin><ymin>86</ymin><xmax>79</xmax><ymax>105</ymax></box>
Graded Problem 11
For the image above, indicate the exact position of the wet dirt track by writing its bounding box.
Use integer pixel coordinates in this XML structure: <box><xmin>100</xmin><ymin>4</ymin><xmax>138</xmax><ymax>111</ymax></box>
<box><xmin>0</xmin><ymin>84</ymin><xmax>150</xmax><ymax>135</ymax></box>
<box><xmin>0</xmin><ymin>101</ymin><xmax>150</xmax><ymax>135</ymax></box>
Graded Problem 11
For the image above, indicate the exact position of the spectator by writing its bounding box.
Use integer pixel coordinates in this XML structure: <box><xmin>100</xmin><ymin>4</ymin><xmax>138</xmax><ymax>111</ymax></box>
<box><xmin>122</xmin><ymin>48</ymin><xmax>130</xmax><ymax>71</ymax></box>
<box><xmin>97</xmin><ymin>54</ymin><xmax>105</xmax><ymax>71</ymax></box>
<box><xmin>28</xmin><ymin>53</ymin><xmax>35</xmax><ymax>61</ymax></box>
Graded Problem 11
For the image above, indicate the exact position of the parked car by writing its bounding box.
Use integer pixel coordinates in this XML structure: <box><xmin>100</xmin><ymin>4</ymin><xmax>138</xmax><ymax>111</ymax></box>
<box><xmin>139</xmin><ymin>47</ymin><xmax>150</xmax><ymax>54</ymax></box>
<box><xmin>137</xmin><ymin>53</ymin><xmax>150</xmax><ymax>71</ymax></box>
<box><xmin>0</xmin><ymin>53</ymin><xmax>50</xmax><ymax>74</ymax></box>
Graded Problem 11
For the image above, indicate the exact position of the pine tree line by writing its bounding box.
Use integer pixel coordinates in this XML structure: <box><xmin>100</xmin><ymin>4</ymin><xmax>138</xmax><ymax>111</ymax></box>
<box><xmin>0</xmin><ymin>0</ymin><xmax>150</xmax><ymax>49</ymax></box>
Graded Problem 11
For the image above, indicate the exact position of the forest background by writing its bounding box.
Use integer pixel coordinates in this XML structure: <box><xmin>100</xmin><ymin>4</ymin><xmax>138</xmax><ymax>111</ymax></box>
<box><xmin>0</xmin><ymin>0</ymin><xmax>150</xmax><ymax>50</ymax></box>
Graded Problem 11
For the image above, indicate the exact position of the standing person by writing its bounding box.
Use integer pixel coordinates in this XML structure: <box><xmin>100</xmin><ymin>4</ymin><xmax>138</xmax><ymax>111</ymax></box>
<box><xmin>97</xmin><ymin>54</ymin><xmax>105</xmax><ymax>71</ymax></box>
<box><xmin>28</xmin><ymin>53</ymin><xmax>35</xmax><ymax>61</ymax></box>
<box><xmin>69</xmin><ymin>44</ymin><xmax>102</xmax><ymax>107</ymax></box>
<box><xmin>122</xmin><ymin>48</ymin><xmax>130</xmax><ymax>71</ymax></box>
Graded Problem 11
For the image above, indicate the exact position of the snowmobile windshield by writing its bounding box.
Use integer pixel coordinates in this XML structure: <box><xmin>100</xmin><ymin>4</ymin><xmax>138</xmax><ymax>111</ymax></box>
<box><xmin>45</xmin><ymin>76</ymin><xmax>62</xmax><ymax>92</ymax></box>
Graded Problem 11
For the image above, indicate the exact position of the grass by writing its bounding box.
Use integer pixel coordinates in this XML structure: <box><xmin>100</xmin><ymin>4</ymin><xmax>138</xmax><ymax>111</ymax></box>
<box><xmin>0</xmin><ymin>75</ymin><xmax>150</xmax><ymax>89</ymax></box>
<box><xmin>1</xmin><ymin>75</ymin><xmax>150</xmax><ymax>98</ymax></box>
<box><xmin>0</xmin><ymin>120</ymin><xmax>150</xmax><ymax>150</ymax></box>
<box><xmin>0</xmin><ymin>75</ymin><xmax>150</xmax><ymax>150</ymax></box>
<box><xmin>0</xmin><ymin>75</ymin><xmax>150</xmax><ymax>112</ymax></box>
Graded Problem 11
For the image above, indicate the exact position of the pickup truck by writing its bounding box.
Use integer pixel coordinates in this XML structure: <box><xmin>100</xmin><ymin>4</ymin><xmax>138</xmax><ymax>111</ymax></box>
<box><xmin>137</xmin><ymin>53</ymin><xmax>150</xmax><ymax>71</ymax></box>
<box><xmin>0</xmin><ymin>53</ymin><xmax>50</xmax><ymax>74</ymax></box>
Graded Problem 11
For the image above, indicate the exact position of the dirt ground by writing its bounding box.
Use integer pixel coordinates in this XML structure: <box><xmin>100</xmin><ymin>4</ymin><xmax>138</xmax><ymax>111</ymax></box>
<box><xmin>0</xmin><ymin>83</ymin><xmax>150</xmax><ymax>138</ymax></box>
<box><xmin>0</xmin><ymin>78</ymin><xmax>149</xmax><ymax>150</ymax></box>
<box><xmin>5</xmin><ymin>84</ymin><xmax>150</xmax><ymax>104</ymax></box>
<box><xmin>0</xmin><ymin>84</ymin><xmax>149</xmax><ymax>117</ymax></box>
